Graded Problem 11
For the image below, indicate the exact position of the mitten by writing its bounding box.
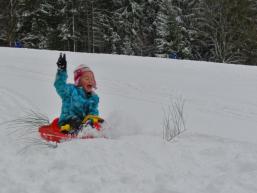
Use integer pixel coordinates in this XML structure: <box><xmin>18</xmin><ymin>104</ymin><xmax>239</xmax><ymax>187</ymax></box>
<box><xmin>56</xmin><ymin>53</ymin><xmax>67</xmax><ymax>71</ymax></box>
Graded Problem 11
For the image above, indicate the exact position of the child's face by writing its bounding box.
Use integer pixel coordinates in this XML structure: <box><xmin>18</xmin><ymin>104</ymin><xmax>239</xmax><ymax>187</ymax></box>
<box><xmin>79</xmin><ymin>71</ymin><xmax>95</xmax><ymax>93</ymax></box>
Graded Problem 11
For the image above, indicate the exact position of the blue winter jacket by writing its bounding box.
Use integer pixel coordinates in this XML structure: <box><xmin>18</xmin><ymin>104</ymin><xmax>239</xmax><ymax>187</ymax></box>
<box><xmin>54</xmin><ymin>70</ymin><xmax>99</xmax><ymax>126</ymax></box>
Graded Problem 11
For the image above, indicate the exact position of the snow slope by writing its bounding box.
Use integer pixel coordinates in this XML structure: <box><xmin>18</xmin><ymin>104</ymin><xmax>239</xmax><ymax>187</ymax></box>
<box><xmin>0</xmin><ymin>47</ymin><xmax>257</xmax><ymax>193</ymax></box>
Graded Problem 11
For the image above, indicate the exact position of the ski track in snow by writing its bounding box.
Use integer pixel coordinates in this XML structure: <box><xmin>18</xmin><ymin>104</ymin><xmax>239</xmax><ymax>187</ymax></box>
<box><xmin>99</xmin><ymin>77</ymin><xmax>257</xmax><ymax>125</ymax></box>
<box><xmin>98</xmin><ymin>78</ymin><xmax>172</xmax><ymax>104</ymax></box>
<box><xmin>188</xmin><ymin>96</ymin><xmax>257</xmax><ymax>121</ymax></box>
<box><xmin>0</xmin><ymin>64</ymin><xmax>53</xmax><ymax>83</ymax></box>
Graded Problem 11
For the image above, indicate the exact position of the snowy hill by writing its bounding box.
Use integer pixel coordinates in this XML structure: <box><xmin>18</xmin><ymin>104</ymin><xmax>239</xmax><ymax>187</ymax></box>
<box><xmin>0</xmin><ymin>47</ymin><xmax>257</xmax><ymax>193</ymax></box>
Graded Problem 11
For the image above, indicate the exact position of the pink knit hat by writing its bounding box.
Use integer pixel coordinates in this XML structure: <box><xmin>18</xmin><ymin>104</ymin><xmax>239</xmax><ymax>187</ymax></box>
<box><xmin>74</xmin><ymin>64</ymin><xmax>97</xmax><ymax>88</ymax></box>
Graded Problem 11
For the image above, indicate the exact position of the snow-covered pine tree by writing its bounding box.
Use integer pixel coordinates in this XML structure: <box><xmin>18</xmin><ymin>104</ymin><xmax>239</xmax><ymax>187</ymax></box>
<box><xmin>0</xmin><ymin>1</ymin><xmax>9</xmax><ymax>46</ymax></box>
<box><xmin>112</xmin><ymin>0</ymin><xmax>144</xmax><ymax>55</ymax></box>
<box><xmin>153</xmin><ymin>0</ymin><xmax>170</xmax><ymax>56</ymax></box>
<box><xmin>52</xmin><ymin>0</ymin><xmax>80</xmax><ymax>52</ymax></box>
<box><xmin>138</xmin><ymin>0</ymin><xmax>158</xmax><ymax>56</ymax></box>
<box><xmin>96</xmin><ymin>0</ymin><xmax>122</xmax><ymax>54</ymax></box>
<box><xmin>86</xmin><ymin>0</ymin><xmax>110</xmax><ymax>53</ymax></box>
<box><xmin>43</xmin><ymin>1</ymin><xmax>64</xmax><ymax>51</ymax></box>
<box><xmin>67</xmin><ymin>0</ymin><xmax>111</xmax><ymax>53</ymax></box>
<box><xmin>236</xmin><ymin>0</ymin><xmax>257</xmax><ymax>65</ymax></box>
<box><xmin>15</xmin><ymin>0</ymin><xmax>54</xmax><ymax>48</ymax></box>
<box><xmin>0</xmin><ymin>0</ymin><xmax>18</xmax><ymax>47</ymax></box>
<box><xmin>194</xmin><ymin>0</ymin><xmax>257</xmax><ymax>64</ymax></box>
<box><xmin>171</xmin><ymin>0</ymin><xmax>199</xmax><ymax>59</ymax></box>
<box><xmin>194</xmin><ymin>0</ymin><xmax>228</xmax><ymax>62</ymax></box>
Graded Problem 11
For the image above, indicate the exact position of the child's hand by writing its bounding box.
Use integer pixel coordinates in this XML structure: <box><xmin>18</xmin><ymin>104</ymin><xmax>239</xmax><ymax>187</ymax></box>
<box><xmin>57</xmin><ymin>53</ymin><xmax>67</xmax><ymax>71</ymax></box>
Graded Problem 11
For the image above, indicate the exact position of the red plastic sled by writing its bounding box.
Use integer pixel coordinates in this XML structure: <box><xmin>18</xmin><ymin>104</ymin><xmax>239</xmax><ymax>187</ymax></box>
<box><xmin>38</xmin><ymin>118</ymin><xmax>94</xmax><ymax>143</ymax></box>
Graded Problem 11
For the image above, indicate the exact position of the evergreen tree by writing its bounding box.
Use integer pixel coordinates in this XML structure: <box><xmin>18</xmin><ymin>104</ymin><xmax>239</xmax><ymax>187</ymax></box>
<box><xmin>71</xmin><ymin>0</ymin><xmax>113</xmax><ymax>53</ymax></box>
<box><xmin>15</xmin><ymin>0</ymin><xmax>54</xmax><ymax>48</ymax></box>
<box><xmin>112</xmin><ymin>0</ymin><xmax>144</xmax><ymax>55</ymax></box>
<box><xmin>0</xmin><ymin>0</ymin><xmax>18</xmax><ymax>46</ymax></box>
<box><xmin>194</xmin><ymin>0</ymin><xmax>257</xmax><ymax>64</ymax></box>
<box><xmin>86</xmin><ymin>0</ymin><xmax>110</xmax><ymax>53</ymax></box>
<box><xmin>53</xmin><ymin>0</ymin><xmax>80</xmax><ymax>52</ymax></box>
<box><xmin>153</xmin><ymin>0</ymin><xmax>170</xmax><ymax>55</ymax></box>
<box><xmin>0</xmin><ymin>0</ymin><xmax>9</xmax><ymax>46</ymax></box>
<box><xmin>0</xmin><ymin>0</ymin><xmax>256</xmax><ymax>65</ymax></box>
<box><xmin>171</xmin><ymin>0</ymin><xmax>199</xmax><ymax>59</ymax></box>
<box><xmin>236</xmin><ymin>0</ymin><xmax>257</xmax><ymax>65</ymax></box>
<box><xmin>139</xmin><ymin>0</ymin><xmax>159</xmax><ymax>56</ymax></box>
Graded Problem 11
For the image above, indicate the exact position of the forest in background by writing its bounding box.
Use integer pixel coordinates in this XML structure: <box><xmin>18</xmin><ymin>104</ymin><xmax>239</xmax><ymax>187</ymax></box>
<box><xmin>0</xmin><ymin>0</ymin><xmax>257</xmax><ymax>65</ymax></box>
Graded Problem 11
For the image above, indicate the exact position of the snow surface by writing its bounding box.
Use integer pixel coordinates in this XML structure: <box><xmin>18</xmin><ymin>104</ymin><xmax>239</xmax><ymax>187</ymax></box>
<box><xmin>0</xmin><ymin>47</ymin><xmax>257</xmax><ymax>193</ymax></box>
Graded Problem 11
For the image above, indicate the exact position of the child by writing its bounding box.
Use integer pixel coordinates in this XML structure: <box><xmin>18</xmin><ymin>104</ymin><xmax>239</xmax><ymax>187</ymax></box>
<box><xmin>54</xmin><ymin>53</ymin><xmax>99</xmax><ymax>133</ymax></box>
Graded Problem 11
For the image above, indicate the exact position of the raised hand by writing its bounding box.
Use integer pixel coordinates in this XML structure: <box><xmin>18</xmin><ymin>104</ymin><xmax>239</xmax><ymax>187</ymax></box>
<box><xmin>56</xmin><ymin>53</ymin><xmax>67</xmax><ymax>71</ymax></box>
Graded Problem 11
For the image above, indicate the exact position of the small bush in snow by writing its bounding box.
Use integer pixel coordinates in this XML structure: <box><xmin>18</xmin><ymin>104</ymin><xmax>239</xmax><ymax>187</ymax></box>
<box><xmin>163</xmin><ymin>97</ymin><xmax>186</xmax><ymax>141</ymax></box>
